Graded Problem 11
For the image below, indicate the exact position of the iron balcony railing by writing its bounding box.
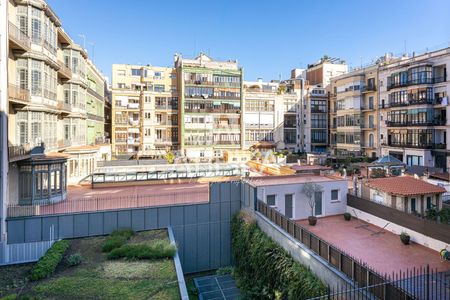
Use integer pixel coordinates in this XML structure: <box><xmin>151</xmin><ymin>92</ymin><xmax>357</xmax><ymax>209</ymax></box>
<box><xmin>8</xmin><ymin>144</ymin><xmax>32</xmax><ymax>160</ymax></box>
<box><xmin>387</xmin><ymin>76</ymin><xmax>446</xmax><ymax>90</ymax></box>
<box><xmin>388</xmin><ymin>142</ymin><xmax>446</xmax><ymax>149</ymax></box>
<box><xmin>57</xmin><ymin>60</ymin><xmax>72</xmax><ymax>79</ymax></box>
<box><xmin>385</xmin><ymin>119</ymin><xmax>446</xmax><ymax>127</ymax></box>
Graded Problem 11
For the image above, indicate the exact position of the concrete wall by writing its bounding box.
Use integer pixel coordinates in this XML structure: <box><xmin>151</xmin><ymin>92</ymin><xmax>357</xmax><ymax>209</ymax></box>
<box><xmin>6</xmin><ymin>181</ymin><xmax>241</xmax><ymax>273</ymax></box>
<box><xmin>0</xmin><ymin>0</ymin><xmax>7</xmax><ymax>243</ymax></box>
<box><xmin>248</xmin><ymin>208</ymin><xmax>356</xmax><ymax>290</ymax></box>
<box><xmin>255</xmin><ymin>181</ymin><xmax>347</xmax><ymax>219</ymax></box>
<box><xmin>348</xmin><ymin>207</ymin><xmax>447</xmax><ymax>252</ymax></box>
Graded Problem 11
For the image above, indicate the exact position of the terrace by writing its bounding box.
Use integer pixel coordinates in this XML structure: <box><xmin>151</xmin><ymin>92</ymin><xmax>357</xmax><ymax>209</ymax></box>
<box><xmin>8</xmin><ymin>182</ymin><xmax>210</xmax><ymax>218</ymax></box>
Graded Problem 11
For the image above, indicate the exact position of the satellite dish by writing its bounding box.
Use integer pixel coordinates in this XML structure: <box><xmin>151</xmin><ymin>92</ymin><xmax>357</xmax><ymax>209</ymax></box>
<box><xmin>202</xmin><ymin>94</ymin><xmax>209</xmax><ymax>99</ymax></box>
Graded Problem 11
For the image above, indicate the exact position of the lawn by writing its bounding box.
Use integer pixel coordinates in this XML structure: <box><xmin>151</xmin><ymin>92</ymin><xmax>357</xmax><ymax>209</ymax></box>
<box><xmin>0</xmin><ymin>229</ymin><xmax>180</xmax><ymax>300</ymax></box>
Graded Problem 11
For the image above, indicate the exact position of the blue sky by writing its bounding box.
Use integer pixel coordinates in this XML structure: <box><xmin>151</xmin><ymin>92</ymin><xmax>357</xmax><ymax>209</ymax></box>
<box><xmin>48</xmin><ymin>0</ymin><xmax>450</xmax><ymax>82</ymax></box>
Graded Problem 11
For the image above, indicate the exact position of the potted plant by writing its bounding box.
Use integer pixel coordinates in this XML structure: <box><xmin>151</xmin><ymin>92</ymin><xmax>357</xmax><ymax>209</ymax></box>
<box><xmin>302</xmin><ymin>182</ymin><xmax>323</xmax><ymax>226</ymax></box>
<box><xmin>343</xmin><ymin>212</ymin><xmax>351</xmax><ymax>221</ymax></box>
<box><xmin>400</xmin><ymin>232</ymin><xmax>410</xmax><ymax>245</ymax></box>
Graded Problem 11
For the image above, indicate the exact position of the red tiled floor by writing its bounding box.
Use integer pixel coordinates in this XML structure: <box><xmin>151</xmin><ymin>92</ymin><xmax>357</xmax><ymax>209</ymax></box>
<box><xmin>35</xmin><ymin>182</ymin><xmax>209</xmax><ymax>216</ymax></box>
<box><xmin>296</xmin><ymin>215</ymin><xmax>450</xmax><ymax>274</ymax></box>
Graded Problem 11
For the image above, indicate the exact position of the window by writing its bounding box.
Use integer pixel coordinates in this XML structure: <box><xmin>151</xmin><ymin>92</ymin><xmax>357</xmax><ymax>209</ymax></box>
<box><xmin>154</xmin><ymin>85</ymin><xmax>165</xmax><ymax>92</ymax></box>
<box><xmin>426</xmin><ymin>197</ymin><xmax>432</xmax><ymax>210</ymax></box>
<box><xmin>267</xmin><ymin>195</ymin><xmax>276</xmax><ymax>206</ymax></box>
<box><xmin>331</xmin><ymin>189</ymin><xmax>339</xmax><ymax>201</ymax></box>
<box><xmin>131</xmin><ymin>69</ymin><xmax>141</xmax><ymax>76</ymax></box>
<box><xmin>117</xmin><ymin>70</ymin><xmax>126</xmax><ymax>76</ymax></box>
<box><xmin>117</xmin><ymin>83</ymin><xmax>126</xmax><ymax>89</ymax></box>
<box><xmin>410</xmin><ymin>198</ymin><xmax>416</xmax><ymax>213</ymax></box>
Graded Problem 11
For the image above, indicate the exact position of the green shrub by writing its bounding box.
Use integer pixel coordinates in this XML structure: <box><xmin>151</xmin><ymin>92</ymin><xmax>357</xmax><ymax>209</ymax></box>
<box><xmin>66</xmin><ymin>253</ymin><xmax>83</xmax><ymax>266</ymax></box>
<box><xmin>107</xmin><ymin>240</ymin><xmax>176</xmax><ymax>260</ymax></box>
<box><xmin>231</xmin><ymin>212</ymin><xmax>326</xmax><ymax>299</ymax></box>
<box><xmin>30</xmin><ymin>240</ymin><xmax>69</xmax><ymax>281</ymax></box>
<box><xmin>216</xmin><ymin>266</ymin><xmax>234</xmax><ymax>275</ymax></box>
<box><xmin>102</xmin><ymin>228</ymin><xmax>135</xmax><ymax>252</ymax></box>
<box><xmin>0</xmin><ymin>294</ymin><xmax>17</xmax><ymax>300</ymax></box>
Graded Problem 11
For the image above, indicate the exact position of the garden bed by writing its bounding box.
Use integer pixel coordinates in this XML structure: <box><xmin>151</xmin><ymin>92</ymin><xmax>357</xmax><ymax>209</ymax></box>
<box><xmin>0</xmin><ymin>229</ymin><xmax>180</xmax><ymax>300</ymax></box>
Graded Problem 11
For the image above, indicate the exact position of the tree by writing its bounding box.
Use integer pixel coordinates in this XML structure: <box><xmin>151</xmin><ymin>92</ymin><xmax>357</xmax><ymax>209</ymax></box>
<box><xmin>165</xmin><ymin>151</ymin><xmax>175</xmax><ymax>164</ymax></box>
<box><xmin>302</xmin><ymin>182</ymin><xmax>324</xmax><ymax>217</ymax></box>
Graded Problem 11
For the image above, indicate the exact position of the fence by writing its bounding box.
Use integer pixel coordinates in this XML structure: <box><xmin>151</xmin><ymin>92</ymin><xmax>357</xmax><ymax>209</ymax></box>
<box><xmin>347</xmin><ymin>194</ymin><xmax>450</xmax><ymax>244</ymax></box>
<box><xmin>8</xmin><ymin>191</ymin><xmax>209</xmax><ymax>218</ymax></box>
<box><xmin>1</xmin><ymin>227</ymin><xmax>55</xmax><ymax>265</ymax></box>
<box><xmin>257</xmin><ymin>200</ymin><xmax>416</xmax><ymax>299</ymax></box>
<box><xmin>309</xmin><ymin>265</ymin><xmax>450</xmax><ymax>300</ymax></box>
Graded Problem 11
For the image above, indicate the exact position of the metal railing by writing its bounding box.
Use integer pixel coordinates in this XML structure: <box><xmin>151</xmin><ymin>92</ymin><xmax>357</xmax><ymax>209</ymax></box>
<box><xmin>310</xmin><ymin>265</ymin><xmax>449</xmax><ymax>300</ymax></box>
<box><xmin>8</xmin><ymin>21</ymin><xmax>31</xmax><ymax>50</ymax></box>
<box><xmin>8</xmin><ymin>144</ymin><xmax>32</xmax><ymax>160</ymax></box>
<box><xmin>7</xmin><ymin>191</ymin><xmax>209</xmax><ymax>218</ymax></box>
<box><xmin>8</xmin><ymin>83</ymin><xmax>30</xmax><ymax>103</ymax></box>
<box><xmin>256</xmin><ymin>200</ymin><xmax>422</xmax><ymax>300</ymax></box>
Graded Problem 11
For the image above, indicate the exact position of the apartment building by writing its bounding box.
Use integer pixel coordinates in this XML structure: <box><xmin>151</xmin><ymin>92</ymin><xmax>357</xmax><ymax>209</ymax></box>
<box><xmin>175</xmin><ymin>53</ymin><xmax>244</xmax><ymax>159</ymax></box>
<box><xmin>243</xmin><ymin>80</ymin><xmax>280</xmax><ymax>149</ymax></box>
<box><xmin>1</xmin><ymin>0</ymin><xmax>8</xmax><ymax>242</ymax></box>
<box><xmin>329</xmin><ymin>65</ymin><xmax>379</xmax><ymax>158</ymax></box>
<box><xmin>295</xmin><ymin>58</ymin><xmax>348</xmax><ymax>153</ymax></box>
<box><xmin>3</xmin><ymin>0</ymin><xmax>108</xmax><ymax>235</ymax></box>
<box><xmin>111</xmin><ymin>64</ymin><xmax>178</xmax><ymax>158</ymax></box>
<box><xmin>379</xmin><ymin>48</ymin><xmax>449</xmax><ymax>171</ymax></box>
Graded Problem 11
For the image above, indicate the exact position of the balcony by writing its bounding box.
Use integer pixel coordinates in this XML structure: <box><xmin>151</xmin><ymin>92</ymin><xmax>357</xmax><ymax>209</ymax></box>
<box><xmin>57</xmin><ymin>139</ymin><xmax>72</xmax><ymax>148</ymax></box>
<box><xmin>361</xmin><ymin>123</ymin><xmax>376</xmax><ymax>130</ymax></box>
<box><xmin>87</xmin><ymin>113</ymin><xmax>104</xmax><ymax>122</ymax></box>
<box><xmin>57</xmin><ymin>60</ymin><xmax>72</xmax><ymax>80</ymax></box>
<box><xmin>8</xmin><ymin>84</ymin><xmax>30</xmax><ymax>105</ymax></box>
<box><xmin>155</xmin><ymin>105</ymin><xmax>178</xmax><ymax>110</ymax></box>
<box><xmin>387</xmin><ymin>77</ymin><xmax>446</xmax><ymax>90</ymax></box>
<box><xmin>127</xmin><ymin>103</ymin><xmax>139</xmax><ymax>109</ymax></box>
<box><xmin>184</xmin><ymin>108</ymin><xmax>240</xmax><ymax>114</ymax></box>
<box><xmin>8</xmin><ymin>21</ymin><xmax>31</xmax><ymax>51</ymax></box>
<box><xmin>127</xmin><ymin>138</ymin><xmax>140</xmax><ymax>145</ymax></box>
<box><xmin>8</xmin><ymin>144</ymin><xmax>32</xmax><ymax>162</ymax></box>
<box><xmin>388</xmin><ymin>142</ymin><xmax>446</xmax><ymax>150</ymax></box>
<box><xmin>128</xmin><ymin>119</ymin><xmax>139</xmax><ymax>126</ymax></box>
<box><xmin>385</xmin><ymin>119</ymin><xmax>446</xmax><ymax>127</ymax></box>
<box><xmin>214</xmin><ymin>124</ymin><xmax>240</xmax><ymax>130</ymax></box>
<box><xmin>361</xmin><ymin>85</ymin><xmax>376</xmax><ymax>93</ymax></box>
<box><xmin>384</xmin><ymin>98</ymin><xmax>436</xmax><ymax>108</ymax></box>
<box><xmin>184</xmin><ymin>80</ymin><xmax>240</xmax><ymax>88</ymax></box>
<box><xmin>57</xmin><ymin>101</ymin><xmax>71</xmax><ymax>114</ymax></box>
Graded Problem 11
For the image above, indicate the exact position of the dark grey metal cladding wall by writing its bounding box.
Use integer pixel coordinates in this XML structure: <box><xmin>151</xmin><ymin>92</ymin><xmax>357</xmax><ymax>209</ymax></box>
<box><xmin>6</xmin><ymin>181</ymin><xmax>242</xmax><ymax>273</ymax></box>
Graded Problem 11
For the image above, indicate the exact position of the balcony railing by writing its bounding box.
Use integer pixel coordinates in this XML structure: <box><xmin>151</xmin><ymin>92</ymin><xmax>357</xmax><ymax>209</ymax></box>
<box><xmin>57</xmin><ymin>60</ymin><xmax>72</xmax><ymax>80</ymax></box>
<box><xmin>361</xmin><ymin>85</ymin><xmax>376</xmax><ymax>93</ymax></box>
<box><xmin>385</xmin><ymin>120</ymin><xmax>446</xmax><ymax>127</ymax></box>
<box><xmin>8</xmin><ymin>21</ymin><xmax>31</xmax><ymax>51</ymax></box>
<box><xmin>388</xmin><ymin>142</ymin><xmax>446</xmax><ymax>149</ymax></box>
<box><xmin>155</xmin><ymin>105</ymin><xmax>178</xmax><ymax>110</ymax></box>
<box><xmin>8</xmin><ymin>144</ymin><xmax>32</xmax><ymax>161</ymax></box>
<box><xmin>383</xmin><ymin>98</ymin><xmax>436</xmax><ymax>108</ymax></box>
<box><xmin>361</xmin><ymin>123</ymin><xmax>376</xmax><ymax>129</ymax></box>
<box><xmin>57</xmin><ymin>101</ymin><xmax>71</xmax><ymax>112</ymax></box>
<box><xmin>185</xmin><ymin>94</ymin><xmax>240</xmax><ymax>100</ymax></box>
<box><xmin>57</xmin><ymin>139</ymin><xmax>72</xmax><ymax>148</ymax></box>
<box><xmin>8</xmin><ymin>84</ymin><xmax>30</xmax><ymax>104</ymax></box>
<box><xmin>184</xmin><ymin>108</ymin><xmax>240</xmax><ymax>114</ymax></box>
<box><xmin>184</xmin><ymin>80</ymin><xmax>241</xmax><ymax>88</ymax></box>
<box><xmin>87</xmin><ymin>113</ymin><xmax>104</xmax><ymax>122</ymax></box>
<box><xmin>387</xmin><ymin>76</ymin><xmax>446</xmax><ymax>90</ymax></box>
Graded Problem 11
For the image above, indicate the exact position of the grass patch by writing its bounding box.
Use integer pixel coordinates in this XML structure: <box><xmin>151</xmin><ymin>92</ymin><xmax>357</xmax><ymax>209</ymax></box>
<box><xmin>108</xmin><ymin>240</ymin><xmax>176</xmax><ymax>260</ymax></box>
<box><xmin>30</xmin><ymin>240</ymin><xmax>69</xmax><ymax>281</ymax></box>
<box><xmin>101</xmin><ymin>228</ymin><xmax>135</xmax><ymax>252</ymax></box>
<box><xmin>0</xmin><ymin>229</ymin><xmax>179</xmax><ymax>300</ymax></box>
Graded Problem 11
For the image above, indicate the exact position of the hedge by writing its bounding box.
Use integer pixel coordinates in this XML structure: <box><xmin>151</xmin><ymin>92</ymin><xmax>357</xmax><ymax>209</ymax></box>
<box><xmin>107</xmin><ymin>240</ymin><xmax>176</xmax><ymax>260</ymax></box>
<box><xmin>102</xmin><ymin>228</ymin><xmax>135</xmax><ymax>252</ymax></box>
<box><xmin>30</xmin><ymin>240</ymin><xmax>69</xmax><ymax>281</ymax></box>
<box><xmin>231</xmin><ymin>212</ymin><xmax>326</xmax><ymax>299</ymax></box>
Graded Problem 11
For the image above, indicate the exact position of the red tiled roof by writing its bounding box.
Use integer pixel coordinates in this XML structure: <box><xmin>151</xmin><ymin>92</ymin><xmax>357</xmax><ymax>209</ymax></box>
<box><xmin>365</xmin><ymin>176</ymin><xmax>446</xmax><ymax>196</ymax></box>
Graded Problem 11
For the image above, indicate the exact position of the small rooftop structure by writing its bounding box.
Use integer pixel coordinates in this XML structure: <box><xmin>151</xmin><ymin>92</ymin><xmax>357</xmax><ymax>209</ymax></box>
<box><xmin>291</xmin><ymin>164</ymin><xmax>332</xmax><ymax>175</ymax></box>
<box><xmin>245</xmin><ymin>174</ymin><xmax>345</xmax><ymax>187</ymax></box>
<box><xmin>365</xmin><ymin>176</ymin><xmax>446</xmax><ymax>197</ymax></box>
<box><xmin>372</xmin><ymin>155</ymin><xmax>403</xmax><ymax>164</ymax></box>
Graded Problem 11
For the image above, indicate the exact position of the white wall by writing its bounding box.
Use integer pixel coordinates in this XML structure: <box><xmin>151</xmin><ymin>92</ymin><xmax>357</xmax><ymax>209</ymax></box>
<box><xmin>256</xmin><ymin>180</ymin><xmax>348</xmax><ymax>219</ymax></box>
<box><xmin>348</xmin><ymin>207</ymin><xmax>447</xmax><ymax>252</ymax></box>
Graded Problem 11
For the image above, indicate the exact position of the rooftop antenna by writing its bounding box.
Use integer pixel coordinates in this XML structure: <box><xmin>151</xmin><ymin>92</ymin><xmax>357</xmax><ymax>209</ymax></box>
<box><xmin>88</xmin><ymin>41</ymin><xmax>95</xmax><ymax>61</ymax></box>
<box><xmin>78</xmin><ymin>33</ymin><xmax>86</xmax><ymax>50</ymax></box>
<box><xmin>404</xmin><ymin>40</ymin><xmax>407</xmax><ymax>55</ymax></box>
<box><xmin>360</xmin><ymin>56</ymin><xmax>363</xmax><ymax>69</ymax></box>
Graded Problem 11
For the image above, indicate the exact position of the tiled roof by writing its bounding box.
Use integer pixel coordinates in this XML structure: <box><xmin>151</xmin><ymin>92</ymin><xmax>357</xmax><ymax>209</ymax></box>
<box><xmin>365</xmin><ymin>176</ymin><xmax>446</xmax><ymax>196</ymax></box>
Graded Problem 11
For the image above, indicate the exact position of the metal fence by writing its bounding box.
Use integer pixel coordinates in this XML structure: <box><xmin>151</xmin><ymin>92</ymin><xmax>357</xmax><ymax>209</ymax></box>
<box><xmin>347</xmin><ymin>194</ymin><xmax>450</xmax><ymax>243</ymax></box>
<box><xmin>8</xmin><ymin>191</ymin><xmax>209</xmax><ymax>218</ymax></box>
<box><xmin>257</xmin><ymin>200</ymin><xmax>416</xmax><ymax>299</ymax></box>
<box><xmin>309</xmin><ymin>265</ymin><xmax>450</xmax><ymax>300</ymax></box>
